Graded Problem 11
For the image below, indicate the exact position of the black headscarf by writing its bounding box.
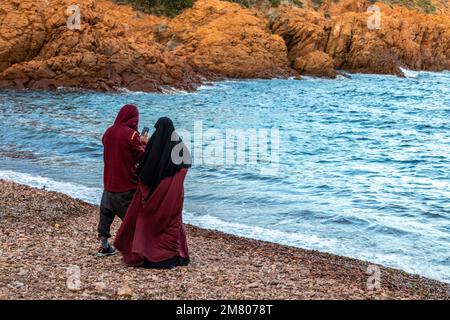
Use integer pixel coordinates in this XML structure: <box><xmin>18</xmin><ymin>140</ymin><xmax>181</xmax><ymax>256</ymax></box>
<box><xmin>136</xmin><ymin>117</ymin><xmax>191</xmax><ymax>195</ymax></box>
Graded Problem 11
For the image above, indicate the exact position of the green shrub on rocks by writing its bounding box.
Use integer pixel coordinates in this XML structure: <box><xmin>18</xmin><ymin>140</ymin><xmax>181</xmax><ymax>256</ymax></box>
<box><xmin>227</xmin><ymin>0</ymin><xmax>252</xmax><ymax>7</ymax></box>
<box><xmin>380</xmin><ymin>0</ymin><xmax>437</xmax><ymax>14</ymax></box>
<box><xmin>311</xmin><ymin>0</ymin><xmax>324</xmax><ymax>9</ymax></box>
<box><xmin>117</xmin><ymin>0</ymin><xmax>305</xmax><ymax>16</ymax></box>
<box><xmin>117</xmin><ymin>0</ymin><xmax>438</xmax><ymax>16</ymax></box>
<box><xmin>114</xmin><ymin>0</ymin><xmax>195</xmax><ymax>17</ymax></box>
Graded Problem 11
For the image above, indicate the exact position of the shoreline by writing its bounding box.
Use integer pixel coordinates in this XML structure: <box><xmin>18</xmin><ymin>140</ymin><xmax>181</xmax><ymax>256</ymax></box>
<box><xmin>1</xmin><ymin>179</ymin><xmax>449</xmax><ymax>299</ymax></box>
<box><xmin>1</xmin><ymin>69</ymin><xmax>448</xmax><ymax>96</ymax></box>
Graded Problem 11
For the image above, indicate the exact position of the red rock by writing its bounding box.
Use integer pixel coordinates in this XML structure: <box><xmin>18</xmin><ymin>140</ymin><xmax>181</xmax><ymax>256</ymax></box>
<box><xmin>272</xmin><ymin>2</ymin><xmax>450</xmax><ymax>76</ymax></box>
<box><xmin>0</xmin><ymin>0</ymin><xmax>449</xmax><ymax>91</ymax></box>
<box><xmin>294</xmin><ymin>50</ymin><xmax>337</xmax><ymax>77</ymax></box>
<box><xmin>165</xmin><ymin>0</ymin><xmax>295</xmax><ymax>79</ymax></box>
<box><xmin>0</xmin><ymin>0</ymin><xmax>202</xmax><ymax>92</ymax></box>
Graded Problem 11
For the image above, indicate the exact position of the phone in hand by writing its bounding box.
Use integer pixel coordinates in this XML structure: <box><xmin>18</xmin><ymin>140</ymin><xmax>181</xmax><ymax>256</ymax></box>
<box><xmin>141</xmin><ymin>126</ymin><xmax>149</xmax><ymax>137</ymax></box>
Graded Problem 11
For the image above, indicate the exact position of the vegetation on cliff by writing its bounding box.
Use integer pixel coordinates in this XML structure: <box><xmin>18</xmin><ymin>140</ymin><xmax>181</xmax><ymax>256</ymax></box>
<box><xmin>380</xmin><ymin>0</ymin><xmax>437</xmax><ymax>14</ymax></box>
<box><xmin>117</xmin><ymin>0</ymin><xmax>445</xmax><ymax>16</ymax></box>
<box><xmin>114</xmin><ymin>0</ymin><xmax>195</xmax><ymax>17</ymax></box>
<box><xmin>116</xmin><ymin>0</ymin><xmax>305</xmax><ymax>16</ymax></box>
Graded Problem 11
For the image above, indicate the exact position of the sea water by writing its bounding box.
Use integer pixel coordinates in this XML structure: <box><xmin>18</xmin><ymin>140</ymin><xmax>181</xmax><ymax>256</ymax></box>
<box><xmin>1</xmin><ymin>71</ymin><xmax>449</xmax><ymax>282</ymax></box>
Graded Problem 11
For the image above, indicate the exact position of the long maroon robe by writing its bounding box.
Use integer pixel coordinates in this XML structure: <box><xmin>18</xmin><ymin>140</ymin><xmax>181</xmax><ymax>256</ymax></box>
<box><xmin>114</xmin><ymin>168</ymin><xmax>189</xmax><ymax>265</ymax></box>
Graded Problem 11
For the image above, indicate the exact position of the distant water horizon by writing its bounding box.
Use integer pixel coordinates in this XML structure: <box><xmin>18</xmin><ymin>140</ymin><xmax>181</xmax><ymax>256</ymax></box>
<box><xmin>1</xmin><ymin>71</ymin><xmax>449</xmax><ymax>282</ymax></box>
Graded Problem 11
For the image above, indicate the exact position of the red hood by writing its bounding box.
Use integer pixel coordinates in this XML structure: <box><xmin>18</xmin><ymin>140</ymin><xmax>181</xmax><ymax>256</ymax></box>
<box><xmin>114</xmin><ymin>104</ymin><xmax>139</xmax><ymax>130</ymax></box>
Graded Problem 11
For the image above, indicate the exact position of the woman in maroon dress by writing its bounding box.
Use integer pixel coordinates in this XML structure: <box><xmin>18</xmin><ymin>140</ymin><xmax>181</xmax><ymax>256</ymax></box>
<box><xmin>114</xmin><ymin>117</ymin><xmax>191</xmax><ymax>269</ymax></box>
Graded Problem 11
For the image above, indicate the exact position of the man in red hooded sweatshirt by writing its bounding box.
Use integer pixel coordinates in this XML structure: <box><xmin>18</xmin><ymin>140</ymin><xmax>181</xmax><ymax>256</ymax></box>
<box><xmin>97</xmin><ymin>104</ymin><xmax>148</xmax><ymax>256</ymax></box>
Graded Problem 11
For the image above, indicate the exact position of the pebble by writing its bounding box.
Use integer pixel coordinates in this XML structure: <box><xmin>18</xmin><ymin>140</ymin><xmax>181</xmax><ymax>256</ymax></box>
<box><xmin>117</xmin><ymin>284</ymin><xmax>133</xmax><ymax>297</ymax></box>
<box><xmin>94</xmin><ymin>282</ymin><xmax>107</xmax><ymax>293</ymax></box>
<box><xmin>18</xmin><ymin>269</ymin><xmax>28</xmax><ymax>276</ymax></box>
<box><xmin>9</xmin><ymin>281</ymin><xmax>25</xmax><ymax>289</ymax></box>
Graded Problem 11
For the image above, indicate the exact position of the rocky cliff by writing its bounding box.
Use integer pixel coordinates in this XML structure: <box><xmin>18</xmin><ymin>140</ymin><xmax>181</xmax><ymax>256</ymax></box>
<box><xmin>0</xmin><ymin>0</ymin><xmax>203</xmax><ymax>92</ymax></box>
<box><xmin>0</xmin><ymin>0</ymin><xmax>449</xmax><ymax>92</ymax></box>
<box><xmin>271</xmin><ymin>0</ymin><xmax>450</xmax><ymax>77</ymax></box>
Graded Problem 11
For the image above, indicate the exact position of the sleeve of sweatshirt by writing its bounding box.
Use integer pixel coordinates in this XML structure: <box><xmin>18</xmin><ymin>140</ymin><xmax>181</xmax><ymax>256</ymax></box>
<box><xmin>130</xmin><ymin>130</ymin><xmax>146</xmax><ymax>163</ymax></box>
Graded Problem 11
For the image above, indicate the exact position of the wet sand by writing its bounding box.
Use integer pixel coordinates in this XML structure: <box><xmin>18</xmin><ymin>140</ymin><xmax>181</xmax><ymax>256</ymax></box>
<box><xmin>0</xmin><ymin>180</ymin><xmax>448</xmax><ymax>299</ymax></box>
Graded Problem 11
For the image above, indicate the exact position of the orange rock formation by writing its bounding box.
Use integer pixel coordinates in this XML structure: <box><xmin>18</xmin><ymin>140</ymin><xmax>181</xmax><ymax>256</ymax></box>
<box><xmin>271</xmin><ymin>1</ymin><xmax>450</xmax><ymax>77</ymax></box>
<box><xmin>0</xmin><ymin>0</ymin><xmax>449</xmax><ymax>92</ymax></box>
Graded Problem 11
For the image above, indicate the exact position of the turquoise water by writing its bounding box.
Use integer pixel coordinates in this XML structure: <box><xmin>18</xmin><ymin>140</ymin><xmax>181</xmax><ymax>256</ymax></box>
<box><xmin>1</xmin><ymin>71</ymin><xmax>449</xmax><ymax>282</ymax></box>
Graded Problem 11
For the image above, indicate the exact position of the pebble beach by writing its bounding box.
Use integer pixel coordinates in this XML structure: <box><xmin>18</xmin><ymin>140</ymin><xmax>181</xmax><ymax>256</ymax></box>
<box><xmin>0</xmin><ymin>180</ymin><xmax>449</xmax><ymax>300</ymax></box>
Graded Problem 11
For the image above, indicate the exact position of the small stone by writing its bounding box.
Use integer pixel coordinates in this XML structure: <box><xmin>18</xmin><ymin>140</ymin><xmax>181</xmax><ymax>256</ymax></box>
<box><xmin>94</xmin><ymin>282</ymin><xmax>106</xmax><ymax>293</ymax></box>
<box><xmin>117</xmin><ymin>284</ymin><xmax>133</xmax><ymax>297</ymax></box>
<box><xmin>9</xmin><ymin>281</ymin><xmax>25</xmax><ymax>289</ymax></box>
<box><xmin>18</xmin><ymin>269</ymin><xmax>28</xmax><ymax>276</ymax></box>
<box><xmin>68</xmin><ymin>286</ymin><xmax>81</xmax><ymax>292</ymax></box>
<box><xmin>151</xmin><ymin>275</ymin><xmax>159</xmax><ymax>281</ymax></box>
<box><xmin>246</xmin><ymin>282</ymin><xmax>260</xmax><ymax>289</ymax></box>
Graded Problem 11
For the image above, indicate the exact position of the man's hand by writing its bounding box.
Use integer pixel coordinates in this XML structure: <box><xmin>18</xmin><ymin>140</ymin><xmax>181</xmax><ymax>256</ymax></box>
<box><xmin>140</xmin><ymin>134</ymin><xmax>149</xmax><ymax>144</ymax></box>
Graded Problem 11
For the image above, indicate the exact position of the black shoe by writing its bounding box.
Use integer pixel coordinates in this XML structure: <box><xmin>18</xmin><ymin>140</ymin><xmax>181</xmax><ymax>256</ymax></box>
<box><xmin>96</xmin><ymin>245</ymin><xmax>116</xmax><ymax>257</ymax></box>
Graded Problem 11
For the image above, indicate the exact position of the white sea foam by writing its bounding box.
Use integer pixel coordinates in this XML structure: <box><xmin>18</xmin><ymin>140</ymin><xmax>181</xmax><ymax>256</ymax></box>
<box><xmin>0</xmin><ymin>170</ymin><xmax>102</xmax><ymax>204</ymax></box>
<box><xmin>0</xmin><ymin>169</ymin><xmax>336</xmax><ymax>250</ymax></box>
<box><xmin>56</xmin><ymin>86</ymin><xmax>88</xmax><ymax>92</ymax></box>
<box><xmin>116</xmin><ymin>87</ymin><xmax>146</xmax><ymax>95</ymax></box>
<box><xmin>183</xmin><ymin>211</ymin><xmax>337</xmax><ymax>251</ymax></box>
<box><xmin>57</xmin><ymin>86</ymin><xmax>74</xmax><ymax>91</ymax></box>
<box><xmin>400</xmin><ymin>67</ymin><xmax>419</xmax><ymax>78</ymax></box>
<box><xmin>184</xmin><ymin>210</ymin><xmax>450</xmax><ymax>283</ymax></box>
<box><xmin>160</xmin><ymin>86</ymin><xmax>189</xmax><ymax>94</ymax></box>
<box><xmin>197</xmin><ymin>84</ymin><xmax>216</xmax><ymax>91</ymax></box>
<box><xmin>299</xmin><ymin>75</ymin><xmax>334</xmax><ymax>81</ymax></box>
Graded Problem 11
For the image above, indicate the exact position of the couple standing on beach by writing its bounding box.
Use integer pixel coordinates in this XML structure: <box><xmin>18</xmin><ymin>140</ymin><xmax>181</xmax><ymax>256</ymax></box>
<box><xmin>97</xmin><ymin>104</ymin><xmax>191</xmax><ymax>269</ymax></box>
